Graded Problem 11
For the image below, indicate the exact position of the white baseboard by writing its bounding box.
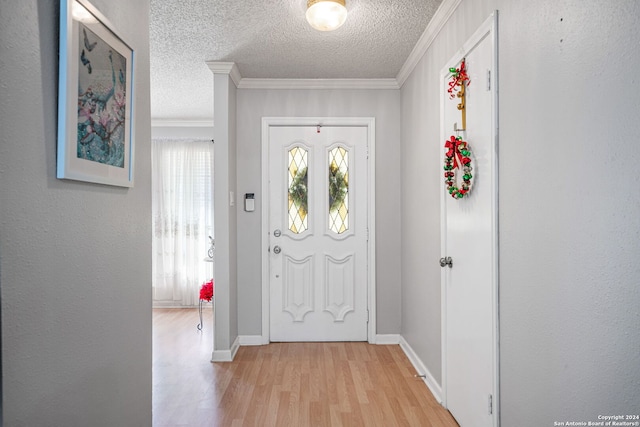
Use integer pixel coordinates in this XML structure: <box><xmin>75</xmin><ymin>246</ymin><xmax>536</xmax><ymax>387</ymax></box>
<box><xmin>152</xmin><ymin>303</ymin><xmax>199</xmax><ymax>309</ymax></box>
<box><xmin>211</xmin><ymin>336</ymin><xmax>240</xmax><ymax>362</ymax></box>
<box><xmin>211</xmin><ymin>349</ymin><xmax>231</xmax><ymax>362</ymax></box>
<box><xmin>230</xmin><ymin>336</ymin><xmax>240</xmax><ymax>359</ymax></box>
<box><xmin>375</xmin><ymin>334</ymin><xmax>401</xmax><ymax>345</ymax></box>
<box><xmin>399</xmin><ymin>336</ymin><xmax>443</xmax><ymax>403</ymax></box>
<box><xmin>238</xmin><ymin>335</ymin><xmax>264</xmax><ymax>346</ymax></box>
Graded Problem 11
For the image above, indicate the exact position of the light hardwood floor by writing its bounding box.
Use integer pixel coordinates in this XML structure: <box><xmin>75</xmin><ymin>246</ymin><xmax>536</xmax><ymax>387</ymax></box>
<box><xmin>153</xmin><ymin>308</ymin><xmax>458</xmax><ymax>426</ymax></box>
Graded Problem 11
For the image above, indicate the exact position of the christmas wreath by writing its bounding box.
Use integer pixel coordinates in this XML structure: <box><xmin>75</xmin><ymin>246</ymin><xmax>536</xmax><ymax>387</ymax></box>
<box><xmin>288</xmin><ymin>166</ymin><xmax>308</xmax><ymax>215</ymax></box>
<box><xmin>444</xmin><ymin>135</ymin><xmax>473</xmax><ymax>199</ymax></box>
<box><xmin>288</xmin><ymin>164</ymin><xmax>348</xmax><ymax>214</ymax></box>
<box><xmin>329</xmin><ymin>163</ymin><xmax>348</xmax><ymax>212</ymax></box>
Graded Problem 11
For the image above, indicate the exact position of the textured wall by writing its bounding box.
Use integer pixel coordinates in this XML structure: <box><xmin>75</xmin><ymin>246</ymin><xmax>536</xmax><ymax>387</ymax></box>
<box><xmin>0</xmin><ymin>0</ymin><xmax>152</xmax><ymax>425</ymax></box>
<box><xmin>401</xmin><ymin>0</ymin><xmax>640</xmax><ymax>424</ymax></box>
<box><xmin>498</xmin><ymin>0</ymin><xmax>640</xmax><ymax>422</ymax></box>
<box><xmin>236</xmin><ymin>88</ymin><xmax>402</xmax><ymax>336</ymax></box>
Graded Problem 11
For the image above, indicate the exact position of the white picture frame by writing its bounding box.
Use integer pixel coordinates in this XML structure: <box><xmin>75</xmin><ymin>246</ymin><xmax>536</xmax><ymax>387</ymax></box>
<box><xmin>57</xmin><ymin>0</ymin><xmax>135</xmax><ymax>187</ymax></box>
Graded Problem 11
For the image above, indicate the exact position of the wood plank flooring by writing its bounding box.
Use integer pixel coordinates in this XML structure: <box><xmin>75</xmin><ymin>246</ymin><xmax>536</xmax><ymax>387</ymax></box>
<box><xmin>153</xmin><ymin>308</ymin><xmax>458</xmax><ymax>427</ymax></box>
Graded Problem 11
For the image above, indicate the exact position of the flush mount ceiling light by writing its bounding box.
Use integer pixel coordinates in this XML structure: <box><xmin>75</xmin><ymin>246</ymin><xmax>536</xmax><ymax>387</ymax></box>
<box><xmin>306</xmin><ymin>0</ymin><xmax>347</xmax><ymax>32</ymax></box>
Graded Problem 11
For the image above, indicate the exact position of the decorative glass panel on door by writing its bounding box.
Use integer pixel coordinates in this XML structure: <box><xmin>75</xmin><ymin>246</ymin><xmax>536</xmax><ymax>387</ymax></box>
<box><xmin>288</xmin><ymin>146</ymin><xmax>308</xmax><ymax>234</ymax></box>
<box><xmin>328</xmin><ymin>146</ymin><xmax>349</xmax><ymax>234</ymax></box>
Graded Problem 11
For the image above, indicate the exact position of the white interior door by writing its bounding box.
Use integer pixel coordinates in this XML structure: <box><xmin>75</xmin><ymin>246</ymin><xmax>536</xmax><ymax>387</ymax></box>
<box><xmin>269</xmin><ymin>125</ymin><xmax>368</xmax><ymax>342</ymax></box>
<box><xmin>441</xmin><ymin>15</ymin><xmax>498</xmax><ymax>427</ymax></box>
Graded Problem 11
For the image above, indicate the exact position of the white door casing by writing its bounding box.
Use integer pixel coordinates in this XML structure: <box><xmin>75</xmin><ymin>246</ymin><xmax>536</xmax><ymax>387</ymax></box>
<box><xmin>440</xmin><ymin>13</ymin><xmax>499</xmax><ymax>427</ymax></box>
<box><xmin>261</xmin><ymin>118</ymin><xmax>376</xmax><ymax>343</ymax></box>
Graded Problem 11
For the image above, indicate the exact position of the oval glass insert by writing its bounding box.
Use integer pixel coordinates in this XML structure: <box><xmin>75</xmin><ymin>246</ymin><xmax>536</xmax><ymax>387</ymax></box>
<box><xmin>328</xmin><ymin>146</ymin><xmax>349</xmax><ymax>234</ymax></box>
<box><xmin>288</xmin><ymin>146</ymin><xmax>308</xmax><ymax>234</ymax></box>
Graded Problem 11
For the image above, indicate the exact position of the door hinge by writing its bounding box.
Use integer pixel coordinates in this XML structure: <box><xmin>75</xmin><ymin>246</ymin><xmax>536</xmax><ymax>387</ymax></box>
<box><xmin>366</xmin><ymin>309</ymin><xmax>370</xmax><ymax>323</ymax></box>
<box><xmin>486</xmin><ymin>70</ymin><xmax>491</xmax><ymax>91</ymax></box>
<box><xmin>488</xmin><ymin>394</ymin><xmax>493</xmax><ymax>415</ymax></box>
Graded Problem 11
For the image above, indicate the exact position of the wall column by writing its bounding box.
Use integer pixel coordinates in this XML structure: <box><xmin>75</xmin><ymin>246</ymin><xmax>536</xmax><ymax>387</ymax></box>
<box><xmin>207</xmin><ymin>62</ymin><xmax>240</xmax><ymax>361</ymax></box>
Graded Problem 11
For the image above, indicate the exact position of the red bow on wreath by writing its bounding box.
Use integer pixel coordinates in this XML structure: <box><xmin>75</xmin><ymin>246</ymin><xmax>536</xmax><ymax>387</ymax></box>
<box><xmin>444</xmin><ymin>136</ymin><xmax>471</xmax><ymax>170</ymax></box>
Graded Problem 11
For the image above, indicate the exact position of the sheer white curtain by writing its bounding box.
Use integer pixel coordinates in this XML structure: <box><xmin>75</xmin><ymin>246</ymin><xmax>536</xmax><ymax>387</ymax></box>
<box><xmin>152</xmin><ymin>138</ymin><xmax>214</xmax><ymax>307</ymax></box>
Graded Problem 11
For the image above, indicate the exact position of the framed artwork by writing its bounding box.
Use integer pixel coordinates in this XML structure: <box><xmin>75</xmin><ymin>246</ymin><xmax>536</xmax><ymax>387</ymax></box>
<box><xmin>57</xmin><ymin>0</ymin><xmax>135</xmax><ymax>187</ymax></box>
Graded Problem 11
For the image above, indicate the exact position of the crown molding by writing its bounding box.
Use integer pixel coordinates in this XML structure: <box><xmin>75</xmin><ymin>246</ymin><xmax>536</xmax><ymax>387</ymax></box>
<box><xmin>205</xmin><ymin>62</ymin><xmax>399</xmax><ymax>90</ymax></box>
<box><xmin>396</xmin><ymin>0</ymin><xmax>462</xmax><ymax>88</ymax></box>
<box><xmin>237</xmin><ymin>78</ymin><xmax>399</xmax><ymax>90</ymax></box>
<box><xmin>206</xmin><ymin>61</ymin><xmax>242</xmax><ymax>87</ymax></box>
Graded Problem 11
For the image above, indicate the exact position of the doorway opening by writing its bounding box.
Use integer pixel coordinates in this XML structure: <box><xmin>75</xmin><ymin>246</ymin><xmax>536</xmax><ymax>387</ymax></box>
<box><xmin>151</xmin><ymin>138</ymin><xmax>215</xmax><ymax>308</ymax></box>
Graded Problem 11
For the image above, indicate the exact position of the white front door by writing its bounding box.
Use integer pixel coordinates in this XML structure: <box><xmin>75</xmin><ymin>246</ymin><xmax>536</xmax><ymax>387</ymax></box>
<box><xmin>268</xmin><ymin>125</ymin><xmax>368</xmax><ymax>342</ymax></box>
<box><xmin>441</xmin><ymin>15</ymin><xmax>498</xmax><ymax>427</ymax></box>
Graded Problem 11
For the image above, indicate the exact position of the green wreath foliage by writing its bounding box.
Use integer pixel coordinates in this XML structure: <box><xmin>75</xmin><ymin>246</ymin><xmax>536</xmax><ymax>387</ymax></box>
<box><xmin>288</xmin><ymin>167</ymin><xmax>308</xmax><ymax>215</ymax></box>
<box><xmin>329</xmin><ymin>163</ymin><xmax>348</xmax><ymax>212</ymax></box>
<box><xmin>288</xmin><ymin>164</ymin><xmax>348</xmax><ymax>214</ymax></box>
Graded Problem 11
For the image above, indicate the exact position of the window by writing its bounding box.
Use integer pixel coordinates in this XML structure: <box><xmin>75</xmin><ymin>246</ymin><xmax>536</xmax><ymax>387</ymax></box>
<box><xmin>152</xmin><ymin>139</ymin><xmax>214</xmax><ymax>306</ymax></box>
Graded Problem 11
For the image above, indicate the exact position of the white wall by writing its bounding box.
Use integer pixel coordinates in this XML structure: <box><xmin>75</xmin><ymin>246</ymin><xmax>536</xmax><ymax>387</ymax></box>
<box><xmin>401</xmin><ymin>0</ymin><xmax>640</xmax><ymax>424</ymax></box>
<box><xmin>236</xmin><ymin>88</ymin><xmax>402</xmax><ymax>336</ymax></box>
<box><xmin>0</xmin><ymin>0</ymin><xmax>152</xmax><ymax>425</ymax></box>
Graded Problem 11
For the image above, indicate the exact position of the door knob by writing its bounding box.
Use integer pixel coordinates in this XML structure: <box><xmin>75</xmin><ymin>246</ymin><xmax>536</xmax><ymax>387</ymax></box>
<box><xmin>273</xmin><ymin>245</ymin><xmax>281</xmax><ymax>254</ymax></box>
<box><xmin>439</xmin><ymin>256</ymin><xmax>453</xmax><ymax>268</ymax></box>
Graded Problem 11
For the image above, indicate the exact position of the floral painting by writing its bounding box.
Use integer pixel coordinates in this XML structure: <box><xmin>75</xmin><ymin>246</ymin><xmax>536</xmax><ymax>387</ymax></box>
<box><xmin>57</xmin><ymin>0</ymin><xmax>134</xmax><ymax>187</ymax></box>
<box><xmin>77</xmin><ymin>23</ymin><xmax>127</xmax><ymax>167</ymax></box>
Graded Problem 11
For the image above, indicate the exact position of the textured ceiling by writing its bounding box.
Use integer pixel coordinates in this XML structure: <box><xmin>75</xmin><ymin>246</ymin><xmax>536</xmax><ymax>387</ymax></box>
<box><xmin>150</xmin><ymin>0</ymin><xmax>443</xmax><ymax>122</ymax></box>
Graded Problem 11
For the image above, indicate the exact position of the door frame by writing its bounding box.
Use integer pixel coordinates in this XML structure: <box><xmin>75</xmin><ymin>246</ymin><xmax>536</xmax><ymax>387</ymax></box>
<box><xmin>439</xmin><ymin>12</ymin><xmax>500</xmax><ymax>424</ymax></box>
<box><xmin>260</xmin><ymin>117</ymin><xmax>376</xmax><ymax>344</ymax></box>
